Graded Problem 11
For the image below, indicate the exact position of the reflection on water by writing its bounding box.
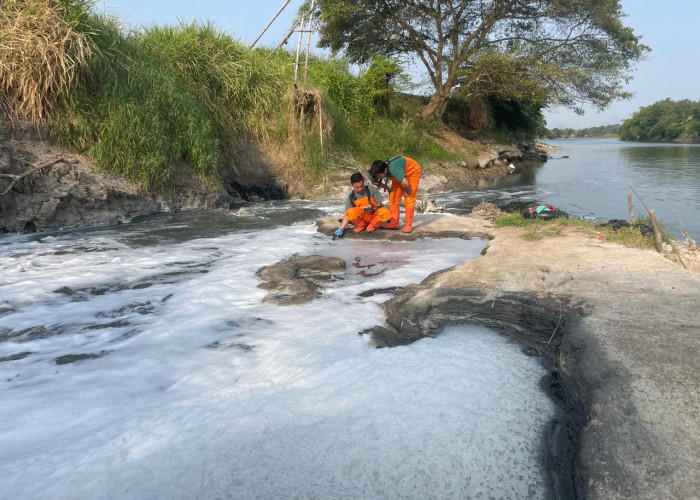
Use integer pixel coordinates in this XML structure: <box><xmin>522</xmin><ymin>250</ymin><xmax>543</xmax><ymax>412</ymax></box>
<box><xmin>621</xmin><ymin>144</ymin><xmax>700</xmax><ymax>184</ymax></box>
<box><xmin>438</xmin><ymin>139</ymin><xmax>700</xmax><ymax>238</ymax></box>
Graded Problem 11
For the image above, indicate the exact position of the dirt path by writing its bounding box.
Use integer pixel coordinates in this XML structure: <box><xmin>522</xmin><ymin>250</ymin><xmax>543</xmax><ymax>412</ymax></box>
<box><xmin>317</xmin><ymin>213</ymin><xmax>699</xmax><ymax>499</ymax></box>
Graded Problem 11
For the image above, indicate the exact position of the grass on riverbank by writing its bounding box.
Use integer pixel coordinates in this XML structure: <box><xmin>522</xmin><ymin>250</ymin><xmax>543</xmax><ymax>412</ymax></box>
<box><xmin>495</xmin><ymin>213</ymin><xmax>668</xmax><ymax>249</ymax></box>
<box><xmin>5</xmin><ymin>0</ymin><xmax>549</xmax><ymax>194</ymax></box>
<box><xmin>3</xmin><ymin>1</ymin><xmax>461</xmax><ymax>191</ymax></box>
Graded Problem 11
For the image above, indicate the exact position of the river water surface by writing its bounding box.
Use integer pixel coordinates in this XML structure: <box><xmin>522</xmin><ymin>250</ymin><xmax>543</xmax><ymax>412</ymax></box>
<box><xmin>0</xmin><ymin>204</ymin><xmax>558</xmax><ymax>500</ymax></box>
<box><xmin>440</xmin><ymin>138</ymin><xmax>700</xmax><ymax>239</ymax></box>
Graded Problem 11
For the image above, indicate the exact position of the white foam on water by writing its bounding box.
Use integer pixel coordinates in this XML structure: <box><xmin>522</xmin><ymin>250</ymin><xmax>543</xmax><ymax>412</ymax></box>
<box><xmin>0</xmin><ymin>220</ymin><xmax>556</xmax><ymax>500</ymax></box>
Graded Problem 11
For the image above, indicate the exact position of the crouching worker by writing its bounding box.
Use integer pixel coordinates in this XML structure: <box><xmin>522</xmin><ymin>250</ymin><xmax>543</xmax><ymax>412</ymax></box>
<box><xmin>334</xmin><ymin>172</ymin><xmax>391</xmax><ymax>238</ymax></box>
<box><xmin>369</xmin><ymin>155</ymin><xmax>421</xmax><ymax>233</ymax></box>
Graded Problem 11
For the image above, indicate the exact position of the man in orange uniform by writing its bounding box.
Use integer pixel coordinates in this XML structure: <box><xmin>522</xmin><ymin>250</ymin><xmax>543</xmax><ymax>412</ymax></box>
<box><xmin>334</xmin><ymin>172</ymin><xmax>392</xmax><ymax>238</ymax></box>
<box><xmin>369</xmin><ymin>155</ymin><xmax>422</xmax><ymax>233</ymax></box>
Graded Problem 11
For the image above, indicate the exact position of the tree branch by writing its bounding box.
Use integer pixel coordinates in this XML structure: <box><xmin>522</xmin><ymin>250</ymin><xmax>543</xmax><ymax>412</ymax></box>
<box><xmin>0</xmin><ymin>158</ymin><xmax>77</xmax><ymax>196</ymax></box>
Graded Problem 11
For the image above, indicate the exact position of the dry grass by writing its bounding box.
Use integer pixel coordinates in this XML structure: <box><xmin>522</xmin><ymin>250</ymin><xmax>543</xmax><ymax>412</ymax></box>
<box><xmin>495</xmin><ymin>212</ymin><xmax>661</xmax><ymax>249</ymax></box>
<box><xmin>0</xmin><ymin>0</ymin><xmax>94</xmax><ymax>126</ymax></box>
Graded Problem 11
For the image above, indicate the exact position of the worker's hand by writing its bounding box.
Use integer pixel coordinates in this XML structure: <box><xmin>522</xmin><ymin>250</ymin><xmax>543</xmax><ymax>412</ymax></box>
<box><xmin>334</xmin><ymin>227</ymin><xmax>344</xmax><ymax>238</ymax></box>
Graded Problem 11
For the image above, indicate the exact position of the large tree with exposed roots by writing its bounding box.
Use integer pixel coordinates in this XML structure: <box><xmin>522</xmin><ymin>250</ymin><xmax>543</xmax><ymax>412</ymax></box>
<box><xmin>314</xmin><ymin>0</ymin><xmax>649</xmax><ymax>121</ymax></box>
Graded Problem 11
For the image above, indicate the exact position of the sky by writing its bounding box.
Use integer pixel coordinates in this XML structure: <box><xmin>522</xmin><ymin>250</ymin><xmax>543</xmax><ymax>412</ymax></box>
<box><xmin>94</xmin><ymin>0</ymin><xmax>700</xmax><ymax>129</ymax></box>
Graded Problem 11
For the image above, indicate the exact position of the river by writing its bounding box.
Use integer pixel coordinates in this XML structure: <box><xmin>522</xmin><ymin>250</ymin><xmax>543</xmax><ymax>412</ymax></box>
<box><xmin>0</xmin><ymin>204</ymin><xmax>558</xmax><ymax>500</ymax></box>
<box><xmin>439</xmin><ymin>138</ymin><xmax>700</xmax><ymax>240</ymax></box>
<box><xmin>2</xmin><ymin>138</ymin><xmax>697</xmax><ymax>499</ymax></box>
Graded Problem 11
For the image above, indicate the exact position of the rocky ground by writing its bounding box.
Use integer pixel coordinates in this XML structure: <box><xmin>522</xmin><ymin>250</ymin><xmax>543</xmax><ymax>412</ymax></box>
<box><xmin>0</xmin><ymin>124</ymin><xmax>242</xmax><ymax>232</ymax></box>
<box><xmin>0</xmin><ymin>120</ymin><xmax>546</xmax><ymax>233</ymax></box>
<box><xmin>316</xmin><ymin>212</ymin><xmax>699</xmax><ymax>500</ymax></box>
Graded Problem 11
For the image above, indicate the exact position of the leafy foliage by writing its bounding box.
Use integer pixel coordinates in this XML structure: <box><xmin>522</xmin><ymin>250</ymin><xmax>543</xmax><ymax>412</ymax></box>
<box><xmin>50</xmin><ymin>17</ymin><xmax>223</xmax><ymax>187</ymax></box>
<box><xmin>7</xmin><ymin>1</ymin><xmax>462</xmax><ymax>191</ymax></box>
<box><xmin>315</xmin><ymin>0</ymin><xmax>649</xmax><ymax>120</ymax></box>
<box><xmin>544</xmin><ymin>124</ymin><xmax>621</xmax><ymax>139</ymax></box>
<box><xmin>619</xmin><ymin>99</ymin><xmax>700</xmax><ymax>143</ymax></box>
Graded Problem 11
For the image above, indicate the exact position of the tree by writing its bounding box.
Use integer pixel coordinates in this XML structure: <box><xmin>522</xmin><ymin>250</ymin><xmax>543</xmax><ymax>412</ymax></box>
<box><xmin>314</xmin><ymin>0</ymin><xmax>649</xmax><ymax>121</ymax></box>
<box><xmin>619</xmin><ymin>99</ymin><xmax>700</xmax><ymax>143</ymax></box>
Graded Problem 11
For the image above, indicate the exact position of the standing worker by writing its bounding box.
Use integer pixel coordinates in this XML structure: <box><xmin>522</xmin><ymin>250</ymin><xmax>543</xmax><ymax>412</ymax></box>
<box><xmin>369</xmin><ymin>155</ymin><xmax>422</xmax><ymax>233</ymax></box>
<box><xmin>334</xmin><ymin>172</ymin><xmax>392</xmax><ymax>238</ymax></box>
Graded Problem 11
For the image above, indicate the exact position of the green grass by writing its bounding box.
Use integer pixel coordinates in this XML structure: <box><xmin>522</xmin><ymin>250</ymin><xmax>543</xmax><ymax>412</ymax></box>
<box><xmin>51</xmin><ymin>16</ymin><xmax>224</xmax><ymax>188</ymax></box>
<box><xmin>495</xmin><ymin>212</ymin><xmax>664</xmax><ymax>248</ymax></box>
<box><xmin>10</xmin><ymin>1</ymin><xmax>479</xmax><ymax>192</ymax></box>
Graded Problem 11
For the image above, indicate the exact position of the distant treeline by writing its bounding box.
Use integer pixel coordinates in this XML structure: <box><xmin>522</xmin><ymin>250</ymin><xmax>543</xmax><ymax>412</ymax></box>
<box><xmin>619</xmin><ymin>99</ymin><xmax>700</xmax><ymax>143</ymax></box>
<box><xmin>543</xmin><ymin>124</ymin><xmax>621</xmax><ymax>139</ymax></box>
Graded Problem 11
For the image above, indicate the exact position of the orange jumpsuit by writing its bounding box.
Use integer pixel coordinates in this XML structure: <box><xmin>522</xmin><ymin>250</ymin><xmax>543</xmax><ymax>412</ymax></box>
<box><xmin>344</xmin><ymin>185</ymin><xmax>391</xmax><ymax>226</ymax></box>
<box><xmin>386</xmin><ymin>156</ymin><xmax>421</xmax><ymax>207</ymax></box>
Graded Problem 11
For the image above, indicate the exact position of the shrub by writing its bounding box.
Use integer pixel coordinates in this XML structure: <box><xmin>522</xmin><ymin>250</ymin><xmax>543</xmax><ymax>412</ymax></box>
<box><xmin>0</xmin><ymin>0</ymin><xmax>94</xmax><ymax>125</ymax></box>
<box><xmin>139</xmin><ymin>23</ymin><xmax>289</xmax><ymax>146</ymax></box>
<box><xmin>51</xmin><ymin>15</ymin><xmax>221</xmax><ymax>188</ymax></box>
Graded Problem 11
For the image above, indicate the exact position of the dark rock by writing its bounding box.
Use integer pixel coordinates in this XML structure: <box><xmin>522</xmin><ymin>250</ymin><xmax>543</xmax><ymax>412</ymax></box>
<box><xmin>0</xmin><ymin>351</ymin><xmax>33</xmax><ymax>363</ymax></box>
<box><xmin>257</xmin><ymin>254</ymin><xmax>346</xmax><ymax>305</ymax></box>
<box><xmin>357</xmin><ymin>286</ymin><xmax>403</xmax><ymax>298</ymax></box>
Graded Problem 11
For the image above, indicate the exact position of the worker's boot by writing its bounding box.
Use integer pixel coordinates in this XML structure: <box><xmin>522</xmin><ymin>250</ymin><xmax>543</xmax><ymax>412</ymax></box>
<box><xmin>352</xmin><ymin>219</ymin><xmax>368</xmax><ymax>233</ymax></box>
<box><xmin>366</xmin><ymin>213</ymin><xmax>383</xmax><ymax>232</ymax></box>
<box><xmin>382</xmin><ymin>205</ymin><xmax>400</xmax><ymax>229</ymax></box>
<box><xmin>402</xmin><ymin>205</ymin><xmax>415</xmax><ymax>233</ymax></box>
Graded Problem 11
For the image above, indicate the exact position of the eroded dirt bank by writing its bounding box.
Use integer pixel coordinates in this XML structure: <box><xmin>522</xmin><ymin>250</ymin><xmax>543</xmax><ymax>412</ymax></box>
<box><xmin>1</xmin><ymin>121</ymin><xmax>545</xmax><ymax>232</ymax></box>
<box><xmin>317</xmin><ymin>214</ymin><xmax>699</xmax><ymax>499</ymax></box>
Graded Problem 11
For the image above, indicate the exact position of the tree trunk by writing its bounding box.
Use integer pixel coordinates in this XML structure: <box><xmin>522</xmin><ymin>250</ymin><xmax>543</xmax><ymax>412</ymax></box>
<box><xmin>422</xmin><ymin>91</ymin><xmax>449</xmax><ymax>121</ymax></box>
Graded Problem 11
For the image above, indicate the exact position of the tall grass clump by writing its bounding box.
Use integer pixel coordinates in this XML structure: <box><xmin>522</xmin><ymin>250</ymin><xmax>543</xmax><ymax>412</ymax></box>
<box><xmin>51</xmin><ymin>15</ymin><xmax>222</xmax><ymax>188</ymax></box>
<box><xmin>139</xmin><ymin>23</ymin><xmax>289</xmax><ymax>149</ymax></box>
<box><xmin>0</xmin><ymin>0</ymin><xmax>94</xmax><ymax>125</ymax></box>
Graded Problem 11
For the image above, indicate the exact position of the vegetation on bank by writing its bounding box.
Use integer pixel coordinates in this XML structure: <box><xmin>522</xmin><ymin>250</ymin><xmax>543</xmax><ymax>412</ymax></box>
<box><xmin>1</xmin><ymin>0</ymin><xmax>543</xmax><ymax>192</ymax></box>
<box><xmin>495</xmin><ymin>212</ymin><xmax>668</xmax><ymax>249</ymax></box>
<box><xmin>619</xmin><ymin>99</ymin><xmax>700</xmax><ymax>143</ymax></box>
<box><xmin>314</xmin><ymin>0</ymin><xmax>648</xmax><ymax>122</ymax></box>
<box><xmin>2</xmin><ymin>0</ymin><xmax>648</xmax><ymax>193</ymax></box>
<box><xmin>544</xmin><ymin>124</ymin><xmax>621</xmax><ymax>139</ymax></box>
<box><xmin>544</xmin><ymin>98</ymin><xmax>700</xmax><ymax>142</ymax></box>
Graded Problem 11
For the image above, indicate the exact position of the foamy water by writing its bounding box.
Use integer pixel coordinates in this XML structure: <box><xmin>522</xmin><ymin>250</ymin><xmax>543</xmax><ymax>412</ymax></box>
<box><xmin>0</xmin><ymin>207</ymin><xmax>556</xmax><ymax>499</ymax></box>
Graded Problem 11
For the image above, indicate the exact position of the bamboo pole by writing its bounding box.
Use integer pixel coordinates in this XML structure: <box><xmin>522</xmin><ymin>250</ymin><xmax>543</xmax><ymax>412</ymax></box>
<box><xmin>303</xmin><ymin>0</ymin><xmax>316</xmax><ymax>86</ymax></box>
<box><xmin>293</xmin><ymin>12</ymin><xmax>305</xmax><ymax>85</ymax></box>
<box><xmin>318</xmin><ymin>97</ymin><xmax>324</xmax><ymax>152</ymax></box>
<box><xmin>648</xmin><ymin>209</ymin><xmax>664</xmax><ymax>253</ymax></box>
<box><xmin>627</xmin><ymin>194</ymin><xmax>635</xmax><ymax>224</ymax></box>
<box><xmin>267</xmin><ymin>17</ymin><xmax>303</xmax><ymax>60</ymax></box>
<box><xmin>669</xmin><ymin>205</ymin><xmax>697</xmax><ymax>250</ymax></box>
<box><xmin>250</xmin><ymin>0</ymin><xmax>293</xmax><ymax>49</ymax></box>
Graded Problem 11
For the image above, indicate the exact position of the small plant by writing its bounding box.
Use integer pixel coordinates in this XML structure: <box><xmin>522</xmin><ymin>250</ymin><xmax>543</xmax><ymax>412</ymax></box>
<box><xmin>522</xmin><ymin>225</ymin><xmax>562</xmax><ymax>240</ymax></box>
<box><xmin>495</xmin><ymin>212</ymin><xmax>660</xmax><ymax>249</ymax></box>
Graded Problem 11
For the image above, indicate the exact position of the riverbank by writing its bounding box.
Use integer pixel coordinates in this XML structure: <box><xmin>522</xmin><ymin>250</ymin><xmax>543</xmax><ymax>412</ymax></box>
<box><xmin>316</xmin><ymin>213</ymin><xmax>699</xmax><ymax>499</ymax></box>
<box><xmin>0</xmin><ymin>122</ymin><xmax>545</xmax><ymax>233</ymax></box>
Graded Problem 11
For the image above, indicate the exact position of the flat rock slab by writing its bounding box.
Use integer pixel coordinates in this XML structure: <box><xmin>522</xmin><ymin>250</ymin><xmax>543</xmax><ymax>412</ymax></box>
<box><xmin>257</xmin><ymin>254</ymin><xmax>346</xmax><ymax>305</ymax></box>
<box><xmin>316</xmin><ymin>213</ymin><xmax>494</xmax><ymax>241</ymax></box>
